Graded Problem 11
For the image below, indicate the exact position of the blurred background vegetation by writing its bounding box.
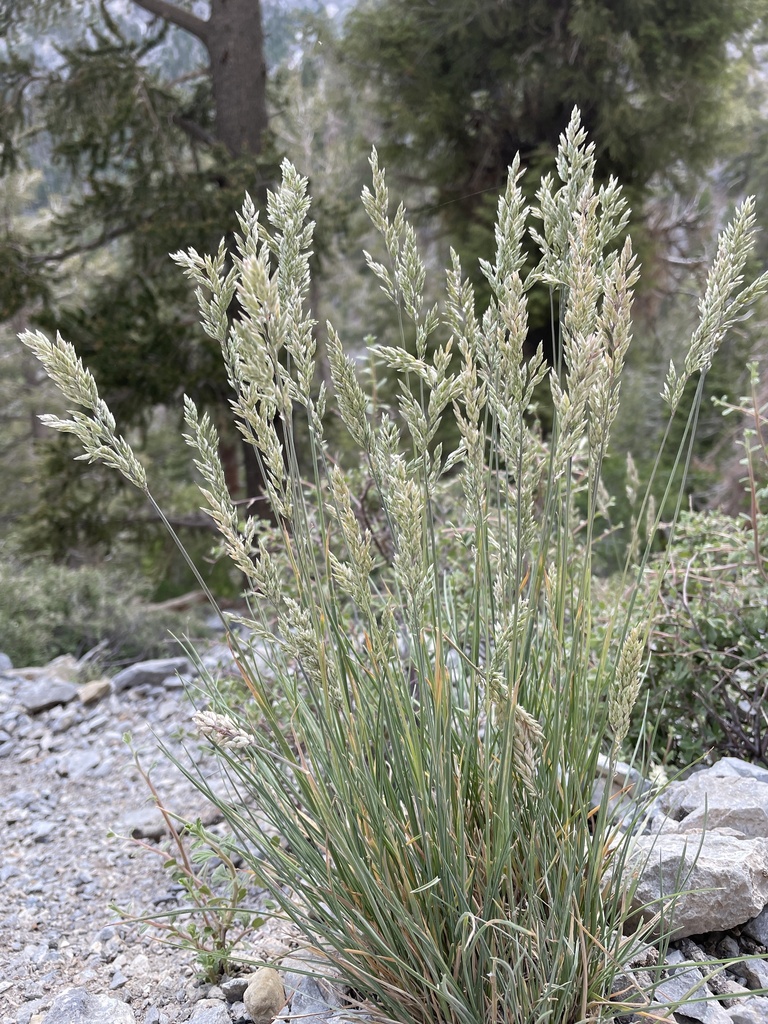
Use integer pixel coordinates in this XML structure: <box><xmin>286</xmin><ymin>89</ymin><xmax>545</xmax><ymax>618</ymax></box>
<box><xmin>1</xmin><ymin>0</ymin><xmax>768</xmax><ymax>765</ymax></box>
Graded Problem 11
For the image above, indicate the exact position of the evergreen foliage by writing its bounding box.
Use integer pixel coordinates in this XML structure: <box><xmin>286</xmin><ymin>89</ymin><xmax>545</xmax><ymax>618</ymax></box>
<box><xmin>343</xmin><ymin>0</ymin><xmax>767</xmax><ymax>282</ymax></box>
<box><xmin>0</xmin><ymin>0</ymin><xmax>277</xmax><ymax>446</ymax></box>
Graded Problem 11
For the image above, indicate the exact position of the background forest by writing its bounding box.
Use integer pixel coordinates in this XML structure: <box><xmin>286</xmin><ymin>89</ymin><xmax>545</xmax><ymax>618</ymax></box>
<box><xmin>2</xmin><ymin>0</ymin><xmax>768</xmax><ymax>769</ymax></box>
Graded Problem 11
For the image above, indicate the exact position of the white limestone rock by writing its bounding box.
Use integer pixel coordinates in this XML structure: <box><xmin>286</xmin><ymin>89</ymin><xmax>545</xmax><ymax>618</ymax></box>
<box><xmin>706</xmin><ymin>759</ymin><xmax>768</xmax><ymax>784</ymax></box>
<box><xmin>189</xmin><ymin>999</ymin><xmax>231</xmax><ymax>1024</ymax></box>
<box><xmin>660</xmin><ymin>776</ymin><xmax>768</xmax><ymax>839</ymax></box>
<box><xmin>727</xmin><ymin>996</ymin><xmax>768</xmax><ymax>1023</ymax></box>
<box><xmin>40</xmin><ymin>987</ymin><xmax>135</xmax><ymax>1024</ymax></box>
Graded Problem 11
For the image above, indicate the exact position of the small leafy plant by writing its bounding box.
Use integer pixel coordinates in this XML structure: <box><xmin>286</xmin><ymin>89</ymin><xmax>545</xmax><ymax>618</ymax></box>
<box><xmin>112</xmin><ymin>745</ymin><xmax>263</xmax><ymax>984</ymax></box>
<box><xmin>21</xmin><ymin>110</ymin><xmax>768</xmax><ymax>1023</ymax></box>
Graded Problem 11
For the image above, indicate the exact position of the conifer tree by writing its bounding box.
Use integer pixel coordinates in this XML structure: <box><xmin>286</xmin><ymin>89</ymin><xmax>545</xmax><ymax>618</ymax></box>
<box><xmin>0</xmin><ymin>0</ymin><xmax>276</xmax><ymax>503</ymax></box>
<box><xmin>343</xmin><ymin>0</ymin><xmax>766</xmax><ymax>278</ymax></box>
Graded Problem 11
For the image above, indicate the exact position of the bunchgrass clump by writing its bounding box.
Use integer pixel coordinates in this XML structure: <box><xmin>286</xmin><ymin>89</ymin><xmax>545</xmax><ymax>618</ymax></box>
<box><xmin>21</xmin><ymin>109</ymin><xmax>768</xmax><ymax>1022</ymax></box>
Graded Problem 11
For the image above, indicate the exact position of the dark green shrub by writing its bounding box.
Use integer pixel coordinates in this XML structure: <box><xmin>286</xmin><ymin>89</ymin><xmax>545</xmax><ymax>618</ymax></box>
<box><xmin>634</xmin><ymin>510</ymin><xmax>768</xmax><ymax>767</ymax></box>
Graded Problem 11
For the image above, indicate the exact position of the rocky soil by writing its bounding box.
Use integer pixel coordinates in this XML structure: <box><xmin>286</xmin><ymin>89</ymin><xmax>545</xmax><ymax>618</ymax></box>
<box><xmin>0</xmin><ymin>645</ymin><xmax>301</xmax><ymax>1024</ymax></box>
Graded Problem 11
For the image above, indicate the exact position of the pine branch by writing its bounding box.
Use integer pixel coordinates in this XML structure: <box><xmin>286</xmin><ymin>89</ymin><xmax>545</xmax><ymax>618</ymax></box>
<box><xmin>128</xmin><ymin>0</ymin><xmax>210</xmax><ymax>44</ymax></box>
<box><xmin>29</xmin><ymin>222</ymin><xmax>137</xmax><ymax>264</ymax></box>
<box><xmin>173</xmin><ymin>114</ymin><xmax>218</xmax><ymax>149</ymax></box>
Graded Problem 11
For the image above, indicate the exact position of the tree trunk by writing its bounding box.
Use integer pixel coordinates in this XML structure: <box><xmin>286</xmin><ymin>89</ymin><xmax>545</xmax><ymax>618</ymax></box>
<box><xmin>130</xmin><ymin>0</ymin><xmax>274</xmax><ymax>519</ymax></box>
<box><xmin>206</xmin><ymin>0</ymin><xmax>275</xmax><ymax>519</ymax></box>
<box><xmin>207</xmin><ymin>0</ymin><xmax>269</xmax><ymax>159</ymax></box>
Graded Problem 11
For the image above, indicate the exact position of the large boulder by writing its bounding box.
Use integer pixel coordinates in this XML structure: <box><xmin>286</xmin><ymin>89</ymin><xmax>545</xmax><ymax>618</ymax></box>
<box><xmin>627</xmin><ymin>828</ymin><xmax>768</xmax><ymax>939</ymax></box>
<box><xmin>655</xmin><ymin>769</ymin><xmax>768</xmax><ymax>838</ymax></box>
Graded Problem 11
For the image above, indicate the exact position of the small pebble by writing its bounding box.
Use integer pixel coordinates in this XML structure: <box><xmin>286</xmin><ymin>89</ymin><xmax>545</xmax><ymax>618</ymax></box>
<box><xmin>221</xmin><ymin>977</ymin><xmax>250</xmax><ymax>1002</ymax></box>
<box><xmin>243</xmin><ymin>968</ymin><xmax>286</xmax><ymax>1024</ymax></box>
<box><xmin>111</xmin><ymin>968</ymin><xmax>129</xmax><ymax>989</ymax></box>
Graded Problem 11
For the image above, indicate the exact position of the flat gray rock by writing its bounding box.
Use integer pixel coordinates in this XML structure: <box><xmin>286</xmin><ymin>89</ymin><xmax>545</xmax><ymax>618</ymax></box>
<box><xmin>121</xmin><ymin>807</ymin><xmax>167</xmax><ymax>840</ymax></box>
<box><xmin>29</xmin><ymin>820</ymin><xmax>57</xmax><ymax>843</ymax></box>
<box><xmin>655</xmin><ymin>951</ymin><xmax>731</xmax><ymax>1024</ymax></box>
<box><xmin>56</xmin><ymin>748</ymin><xmax>102</xmax><ymax>779</ymax></box>
<box><xmin>111</xmin><ymin>657</ymin><xmax>193</xmax><ymax>693</ymax></box>
<box><xmin>221</xmin><ymin>977</ymin><xmax>250</xmax><ymax>1002</ymax></box>
<box><xmin>189</xmin><ymin>998</ymin><xmax>231</xmax><ymax>1024</ymax></box>
<box><xmin>41</xmin><ymin>987</ymin><xmax>136</xmax><ymax>1024</ymax></box>
<box><xmin>742</xmin><ymin>904</ymin><xmax>768</xmax><ymax>945</ymax></box>
<box><xmin>731</xmin><ymin>956</ymin><xmax>768</xmax><ymax>990</ymax></box>
<box><xmin>19</xmin><ymin>679</ymin><xmax>78</xmax><ymax>713</ymax></box>
<box><xmin>289</xmin><ymin>974</ymin><xmax>342</xmax><ymax>1024</ymax></box>
<box><xmin>727</xmin><ymin>996</ymin><xmax>768</xmax><ymax>1023</ymax></box>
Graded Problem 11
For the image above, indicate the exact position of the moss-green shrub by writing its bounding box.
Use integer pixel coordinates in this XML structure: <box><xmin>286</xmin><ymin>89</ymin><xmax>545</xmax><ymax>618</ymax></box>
<box><xmin>0</xmin><ymin>554</ymin><xmax>189</xmax><ymax>668</ymax></box>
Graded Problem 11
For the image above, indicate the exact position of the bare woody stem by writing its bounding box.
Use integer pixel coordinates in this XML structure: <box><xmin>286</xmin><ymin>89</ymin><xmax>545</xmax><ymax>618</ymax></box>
<box><xmin>129</xmin><ymin>0</ymin><xmax>210</xmax><ymax>43</ymax></box>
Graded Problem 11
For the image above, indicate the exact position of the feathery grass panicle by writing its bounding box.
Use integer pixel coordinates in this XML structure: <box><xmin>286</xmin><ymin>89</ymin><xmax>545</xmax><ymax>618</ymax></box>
<box><xmin>609</xmin><ymin>624</ymin><xmax>646</xmax><ymax>749</ymax></box>
<box><xmin>529</xmin><ymin>107</ymin><xmax>629</xmax><ymax>292</ymax></box>
<box><xmin>181</xmin><ymin>396</ymin><xmax>267</xmax><ymax>588</ymax></box>
<box><xmin>19</xmin><ymin>330</ymin><xmax>147</xmax><ymax>491</ymax></box>
<box><xmin>326</xmin><ymin>465</ymin><xmax>376</xmax><ymax>611</ymax></box>
<box><xmin>511</xmin><ymin>703</ymin><xmax>545</xmax><ymax>797</ymax></box>
<box><xmin>171</xmin><ymin>239</ymin><xmax>238</xmax><ymax>347</ymax></box>
<box><xmin>588</xmin><ymin>236</ymin><xmax>640</xmax><ymax>466</ymax></box>
<box><xmin>445</xmin><ymin>250</ymin><xmax>486</xmax><ymax>528</ymax></box>
<box><xmin>22</xmin><ymin>109</ymin><xmax>768</xmax><ymax>1024</ymax></box>
<box><xmin>193</xmin><ymin>710</ymin><xmax>253</xmax><ymax>751</ymax></box>
<box><xmin>663</xmin><ymin>197</ymin><xmax>768</xmax><ymax>410</ymax></box>
<box><xmin>263</xmin><ymin>160</ymin><xmax>317</xmax><ymax>407</ymax></box>
<box><xmin>326</xmin><ymin>323</ymin><xmax>373</xmax><ymax>450</ymax></box>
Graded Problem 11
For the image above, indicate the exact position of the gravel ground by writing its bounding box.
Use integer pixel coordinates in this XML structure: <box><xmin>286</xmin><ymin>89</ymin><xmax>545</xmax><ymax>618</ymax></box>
<box><xmin>0</xmin><ymin>647</ymin><xmax>299</xmax><ymax>1024</ymax></box>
